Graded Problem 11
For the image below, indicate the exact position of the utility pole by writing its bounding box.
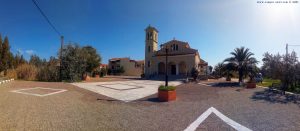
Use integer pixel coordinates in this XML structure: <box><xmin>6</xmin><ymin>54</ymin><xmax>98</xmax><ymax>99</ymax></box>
<box><xmin>165</xmin><ymin>48</ymin><xmax>169</xmax><ymax>87</ymax></box>
<box><xmin>60</xmin><ymin>36</ymin><xmax>64</xmax><ymax>81</ymax></box>
<box><xmin>286</xmin><ymin>43</ymin><xmax>288</xmax><ymax>56</ymax></box>
<box><xmin>284</xmin><ymin>43</ymin><xmax>300</xmax><ymax>94</ymax></box>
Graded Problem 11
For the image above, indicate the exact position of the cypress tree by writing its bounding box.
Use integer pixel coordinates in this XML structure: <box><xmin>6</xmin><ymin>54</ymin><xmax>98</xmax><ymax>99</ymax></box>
<box><xmin>2</xmin><ymin>36</ymin><xmax>11</xmax><ymax>75</ymax></box>
<box><xmin>0</xmin><ymin>34</ymin><xmax>3</xmax><ymax>73</ymax></box>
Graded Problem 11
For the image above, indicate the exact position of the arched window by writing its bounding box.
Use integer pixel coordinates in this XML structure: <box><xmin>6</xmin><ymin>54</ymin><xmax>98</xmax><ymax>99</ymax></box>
<box><xmin>147</xmin><ymin>32</ymin><xmax>149</xmax><ymax>40</ymax></box>
<box><xmin>148</xmin><ymin>46</ymin><xmax>151</xmax><ymax>52</ymax></box>
<box><xmin>150</xmin><ymin>32</ymin><xmax>153</xmax><ymax>39</ymax></box>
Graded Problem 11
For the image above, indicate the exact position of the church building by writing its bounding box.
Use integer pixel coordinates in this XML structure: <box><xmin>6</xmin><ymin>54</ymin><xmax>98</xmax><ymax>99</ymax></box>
<box><xmin>144</xmin><ymin>25</ymin><xmax>207</xmax><ymax>78</ymax></box>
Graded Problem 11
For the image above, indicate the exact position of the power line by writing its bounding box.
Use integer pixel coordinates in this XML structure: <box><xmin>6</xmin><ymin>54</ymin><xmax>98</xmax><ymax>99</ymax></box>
<box><xmin>32</xmin><ymin>0</ymin><xmax>62</xmax><ymax>36</ymax></box>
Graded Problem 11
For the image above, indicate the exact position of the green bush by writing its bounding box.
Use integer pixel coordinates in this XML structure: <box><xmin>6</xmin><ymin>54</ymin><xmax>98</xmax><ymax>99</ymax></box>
<box><xmin>100</xmin><ymin>68</ymin><xmax>107</xmax><ymax>77</ymax></box>
<box><xmin>37</xmin><ymin>66</ymin><xmax>59</xmax><ymax>82</ymax></box>
<box><xmin>158</xmin><ymin>85</ymin><xmax>176</xmax><ymax>91</ymax></box>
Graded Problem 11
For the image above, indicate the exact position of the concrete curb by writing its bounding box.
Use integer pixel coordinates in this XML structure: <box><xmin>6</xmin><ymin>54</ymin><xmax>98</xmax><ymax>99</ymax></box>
<box><xmin>0</xmin><ymin>78</ymin><xmax>15</xmax><ymax>85</ymax></box>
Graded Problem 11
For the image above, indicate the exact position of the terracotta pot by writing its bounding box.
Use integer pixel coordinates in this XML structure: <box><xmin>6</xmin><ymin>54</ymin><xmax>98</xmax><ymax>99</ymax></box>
<box><xmin>83</xmin><ymin>74</ymin><xmax>91</xmax><ymax>81</ymax></box>
<box><xmin>158</xmin><ymin>90</ymin><xmax>176</xmax><ymax>102</ymax></box>
<box><xmin>246</xmin><ymin>82</ymin><xmax>256</xmax><ymax>89</ymax></box>
<box><xmin>94</xmin><ymin>75</ymin><xmax>100</xmax><ymax>78</ymax></box>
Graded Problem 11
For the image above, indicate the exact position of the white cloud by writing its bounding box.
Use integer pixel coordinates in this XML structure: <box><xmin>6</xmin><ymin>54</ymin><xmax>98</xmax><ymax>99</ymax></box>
<box><xmin>17</xmin><ymin>49</ymin><xmax>23</xmax><ymax>54</ymax></box>
<box><xmin>25</xmin><ymin>50</ymin><xmax>35</xmax><ymax>55</ymax></box>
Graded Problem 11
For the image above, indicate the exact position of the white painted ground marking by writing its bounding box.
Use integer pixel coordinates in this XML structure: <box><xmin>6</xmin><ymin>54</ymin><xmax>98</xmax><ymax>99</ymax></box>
<box><xmin>198</xmin><ymin>83</ymin><xmax>212</xmax><ymax>87</ymax></box>
<box><xmin>11</xmin><ymin>87</ymin><xmax>67</xmax><ymax>97</ymax></box>
<box><xmin>72</xmin><ymin>80</ymin><xmax>182</xmax><ymax>102</ymax></box>
<box><xmin>184</xmin><ymin>107</ymin><xmax>252</xmax><ymax>131</ymax></box>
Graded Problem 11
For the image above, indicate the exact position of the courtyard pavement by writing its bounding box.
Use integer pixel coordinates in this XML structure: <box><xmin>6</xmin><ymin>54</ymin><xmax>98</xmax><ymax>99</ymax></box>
<box><xmin>0</xmin><ymin>80</ymin><xmax>299</xmax><ymax>130</ymax></box>
<box><xmin>72</xmin><ymin>80</ymin><xmax>182</xmax><ymax>102</ymax></box>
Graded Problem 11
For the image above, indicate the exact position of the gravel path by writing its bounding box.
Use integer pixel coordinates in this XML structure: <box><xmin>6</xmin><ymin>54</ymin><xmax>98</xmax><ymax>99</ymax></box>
<box><xmin>0</xmin><ymin>81</ymin><xmax>299</xmax><ymax>130</ymax></box>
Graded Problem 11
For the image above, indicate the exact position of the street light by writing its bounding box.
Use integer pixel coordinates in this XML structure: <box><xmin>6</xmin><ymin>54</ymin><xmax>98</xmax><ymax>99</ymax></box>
<box><xmin>160</xmin><ymin>44</ymin><xmax>169</xmax><ymax>86</ymax></box>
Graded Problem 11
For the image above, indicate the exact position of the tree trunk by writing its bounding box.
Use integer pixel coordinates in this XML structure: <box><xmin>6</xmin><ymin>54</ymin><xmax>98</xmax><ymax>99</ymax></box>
<box><xmin>238</xmin><ymin>69</ymin><xmax>243</xmax><ymax>83</ymax></box>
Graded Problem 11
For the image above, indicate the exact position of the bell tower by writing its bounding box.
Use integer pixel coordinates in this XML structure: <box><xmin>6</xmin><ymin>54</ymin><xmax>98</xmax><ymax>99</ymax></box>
<box><xmin>145</xmin><ymin>25</ymin><xmax>158</xmax><ymax>77</ymax></box>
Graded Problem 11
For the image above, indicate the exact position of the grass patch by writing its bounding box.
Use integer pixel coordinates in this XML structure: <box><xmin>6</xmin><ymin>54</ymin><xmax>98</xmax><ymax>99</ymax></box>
<box><xmin>257</xmin><ymin>78</ymin><xmax>281</xmax><ymax>87</ymax></box>
<box><xmin>158</xmin><ymin>85</ymin><xmax>176</xmax><ymax>91</ymax></box>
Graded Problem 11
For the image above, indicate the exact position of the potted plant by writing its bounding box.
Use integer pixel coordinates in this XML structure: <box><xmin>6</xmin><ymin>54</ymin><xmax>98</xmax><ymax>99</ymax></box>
<box><xmin>100</xmin><ymin>68</ymin><xmax>107</xmax><ymax>77</ymax></box>
<box><xmin>158</xmin><ymin>85</ymin><xmax>176</xmax><ymax>102</ymax></box>
<box><xmin>94</xmin><ymin>70</ymin><xmax>100</xmax><ymax>78</ymax></box>
<box><xmin>246</xmin><ymin>65</ymin><xmax>258</xmax><ymax>89</ymax></box>
<box><xmin>82</xmin><ymin>72</ymin><xmax>91</xmax><ymax>81</ymax></box>
<box><xmin>191</xmin><ymin>67</ymin><xmax>199</xmax><ymax>82</ymax></box>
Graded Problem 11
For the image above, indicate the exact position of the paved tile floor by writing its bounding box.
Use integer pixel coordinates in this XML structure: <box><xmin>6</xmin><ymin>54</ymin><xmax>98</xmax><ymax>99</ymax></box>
<box><xmin>72</xmin><ymin>80</ymin><xmax>182</xmax><ymax>102</ymax></box>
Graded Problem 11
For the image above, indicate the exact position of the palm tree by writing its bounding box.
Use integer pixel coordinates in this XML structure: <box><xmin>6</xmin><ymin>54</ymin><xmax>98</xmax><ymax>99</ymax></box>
<box><xmin>222</xmin><ymin>62</ymin><xmax>236</xmax><ymax>81</ymax></box>
<box><xmin>224</xmin><ymin>47</ymin><xmax>258</xmax><ymax>83</ymax></box>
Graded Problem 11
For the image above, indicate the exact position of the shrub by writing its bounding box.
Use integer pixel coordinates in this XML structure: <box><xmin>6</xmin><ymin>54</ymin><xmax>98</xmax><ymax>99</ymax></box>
<box><xmin>158</xmin><ymin>85</ymin><xmax>176</xmax><ymax>91</ymax></box>
<box><xmin>15</xmin><ymin>63</ymin><xmax>38</xmax><ymax>80</ymax></box>
<box><xmin>100</xmin><ymin>68</ymin><xmax>107</xmax><ymax>77</ymax></box>
<box><xmin>37</xmin><ymin>65</ymin><xmax>59</xmax><ymax>82</ymax></box>
<box><xmin>6</xmin><ymin>69</ymin><xmax>17</xmax><ymax>79</ymax></box>
<box><xmin>61</xmin><ymin>44</ymin><xmax>101</xmax><ymax>82</ymax></box>
<box><xmin>191</xmin><ymin>67</ymin><xmax>199</xmax><ymax>81</ymax></box>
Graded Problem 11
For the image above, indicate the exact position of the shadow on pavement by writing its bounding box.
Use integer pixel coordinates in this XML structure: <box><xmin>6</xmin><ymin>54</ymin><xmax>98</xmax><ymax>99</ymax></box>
<box><xmin>145</xmin><ymin>97</ymin><xmax>161</xmax><ymax>103</ymax></box>
<box><xmin>210</xmin><ymin>82</ymin><xmax>241</xmax><ymax>88</ymax></box>
<box><xmin>97</xmin><ymin>98</ymin><xmax>119</xmax><ymax>102</ymax></box>
<box><xmin>251</xmin><ymin>89</ymin><xmax>300</xmax><ymax>106</ymax></box>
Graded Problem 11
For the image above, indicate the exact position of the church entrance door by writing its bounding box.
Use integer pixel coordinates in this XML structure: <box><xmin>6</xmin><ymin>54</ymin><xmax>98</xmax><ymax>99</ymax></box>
<box><xmin>171</xmin><ymin>65</ymin><xmax>176</xmax><ymax>75</ymax></box>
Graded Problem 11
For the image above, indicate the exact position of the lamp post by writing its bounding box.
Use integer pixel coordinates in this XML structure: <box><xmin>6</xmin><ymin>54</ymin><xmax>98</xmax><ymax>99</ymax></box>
<box><xmin>60</xmin><ymin>36</ymin><xmax>64</xmax><ymax>82</ymax></box>
<box><xmin>160</xmin><ymin>45</ymin><xmax>168</xmax><ymax>86</ymax></box>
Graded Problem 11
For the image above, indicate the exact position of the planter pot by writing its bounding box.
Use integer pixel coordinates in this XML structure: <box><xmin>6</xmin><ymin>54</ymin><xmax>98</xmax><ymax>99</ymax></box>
<box><xmin>94</xmin><ymin>75</ymin><xmax>100</xmax><ymax>78</ymax></box>
<box><xmin>158</xmin><ymin>89</ymin><xmax>176</xmax><ymax>102</ymax></box>
<box><xmin>83</xmin><ymin>74</ymin><xmax>91</xmax><ymax>81</ymax></box>
<box><xmin>246</xmin><ymin>82</ymin><xmax>256</xmax><ymax>89</ymax></box>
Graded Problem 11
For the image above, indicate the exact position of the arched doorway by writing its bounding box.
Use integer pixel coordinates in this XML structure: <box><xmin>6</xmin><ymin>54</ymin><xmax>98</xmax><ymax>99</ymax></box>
<box><xmin>158</xmin><ymin>62</ymin><xmax>165</xmax><ymax>75</ymax></box>
<box><xmin>179</xmin><ymin>61</ymin><xmax>187</xmax><ymax>75</ymax></box>
<box><xmin>168</xmin><ymin>62</ymin><xmax>176</xmax><ymax>75</ymax></box>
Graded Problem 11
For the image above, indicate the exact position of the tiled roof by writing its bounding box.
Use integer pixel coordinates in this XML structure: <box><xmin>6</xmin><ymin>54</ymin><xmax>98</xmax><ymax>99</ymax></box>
<box><xmin>155</xmin><ymin>39</ymin><xmax>197</xmax><ymax>56</ymax></box>
<box><xmin>109</xmin><ymin>57</ymin><xmax>129</xmax><ymax>61</ymax></box>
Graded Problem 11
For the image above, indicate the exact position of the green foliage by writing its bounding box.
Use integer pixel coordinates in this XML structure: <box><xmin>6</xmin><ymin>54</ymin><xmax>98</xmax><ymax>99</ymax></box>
<box><xmin>190</xmin><ymin>67</ymin><xmax>199</xmax><ymax>80</ymax></box>
<box><xmin>0</xmin><ymin>35</ymin><xmax>2</xmax><ymax>67</ymax></box>
<box><xmin>224</xmin><ymin>47</ymin><xmax>258</xmax><ymax>83</ymax></box>
<box><xmin>29</xmin><ymin>54</ymin><xmax>45</xmax><ymax>67</ymax></box>
<box><xmin>100</xmin><ymin>68</ymin><xmax>107</xmax><ymax>77</ymax></box>
<box><xmin>36</xmin><ymin>57</ymin><xmax>59</xmax><ymax>82</ymax></box>
<box><xmin>0</xmin><ymin>36</ymin><xmax>14</xmax><ymax>75</ymax></box>
<box><xmin>60</xmin><ymin>43</ymin><xmax>101</xmax><ymax>82</ymax></box>
<box><xmin>257</xmin><ymin>78</ymin><xmax>281</xmax><ymax>87</ymax></box>
<box><xmin>212</xmin><ymin>63</ymin><xmax>224</xmax><ymax>78</ymax></box>
<box><xmin>14</xmin><ymin>51</ymin><xmax>27</xmax><ymax>68</ymax></box>
<box><xmin>261</xmin><ymin>51</ymin><xmax>300</xmax><ymax>93</ymax></box>
<box><xmin>158</xmin><ymin>85</ymin><xmax>176</xmax><ymax>91</ymax></box>
<box><xmin>82</xmin><ymin>46</ymin><xmax>101</xmax><ymax>73</ymax></box>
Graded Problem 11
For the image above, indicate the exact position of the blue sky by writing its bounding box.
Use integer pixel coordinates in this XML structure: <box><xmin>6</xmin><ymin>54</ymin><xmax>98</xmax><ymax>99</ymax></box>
<box><xmin>1</xmin><ymin>0</ymin><xmax>300</xmax><ymax>67</ymax></box>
